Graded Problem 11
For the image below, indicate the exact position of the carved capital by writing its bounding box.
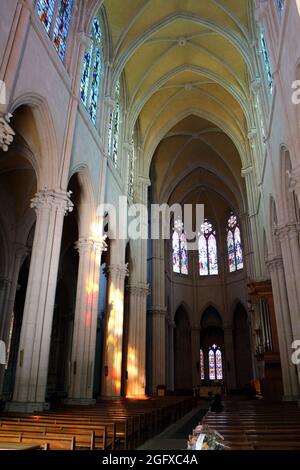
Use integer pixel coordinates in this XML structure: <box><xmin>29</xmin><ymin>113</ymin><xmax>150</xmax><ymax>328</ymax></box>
<box><xmin>265</xmin><ymin>255</ymin><xmax>283</xmax><ymax>273</ymax></box>
<box><xmin>107</xmin><ymin>263</ymin><xmax>129</xmax><ymax>280</ymax></box>
<box><xmin>75</xmin><ymin>236</ymin><xmax>107</xmax><ymax>256</ymax></box>
<box><xmin>30</xmin><ymin>190</ymin><xmax>73</xmax><ymax>216</ymax></box>
<box><xmin>127</xmin><ymin>283</ymin><xmax>149</xmax><ymax>297</ymax></box>
<box><xmin>149</xmin><ymin>307</ymin><xmax>167</xmax><ymax>318</ymax></box>
<box><xmin>0</xmin><ymin>113</ymin><xmax>15</xmax><ymax>152</ymax></box>
<box><xmin>275</xmin><ymin>222</ymin><xmax>300</xmax><ymax>242</ymax></box>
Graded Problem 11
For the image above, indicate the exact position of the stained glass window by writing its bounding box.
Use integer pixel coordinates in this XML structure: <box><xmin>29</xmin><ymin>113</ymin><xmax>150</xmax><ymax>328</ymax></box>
<box><xmin>227</xmin><ymin>213</ymin><xmax>244</xmax><ymax>273</ymax></box>
<box><xmin>209</xmin><ymin>349</ymin><xmax>216</xmax><ymax>380</ymax></box>
<box><xmin>172</xmin><ymin>219</ymin><xmax>188</xmax><ymax>275</ymax></box>
<box><xmin>172</xmin><ymin>230</ymin><xmax>180</xmax><ymax>274</ymax></box>
<box><xmin>108</xmin><ymin>81</ymin><xmax>121</xmax><ymax>167</ymax></box>
<box><xmin>208</xmin><ymin>344</ymin><xmax>223</xmax><ymax>381</ymax></box>
<box><xmin>128</xmin><ymin>137</ymin><xmax>136</xmax><ymax>198</ymax></box>
<box><xmin>53</xmin><ymin>0</ymin><xmax>73</xmax><ymax>61</ymax></box>
<box><xmin>36</xmin><ymin>0</ymin><xmax>56</xmax><ymax>35</ymax></box>
<box><xmin>260</xmin><ymin>31</ymin><xmax>273</xmax><ymax>94</ymax></box>
<box><xmin>277</xmin><ymin>0</ymin><xmax>285</xmax><ymax>16</ymax></box>
<box><xmin>198</xmin><ymin>220</ymin><xmax>218</xmax><ymax>276</ymax></box>
<box><xmin>200</xmin><ymin>349</ymin><xmax>205</xmax><ymax>380</ymax></box>
<box><xmin>36</xmin><ymin>0</ymin><xmax>73</xmax><ymax>62</ymax></box>
<box><xmin>80</xmin><ymin>17</ymin><xmax>103</xmax><ymax>124</ymax></box>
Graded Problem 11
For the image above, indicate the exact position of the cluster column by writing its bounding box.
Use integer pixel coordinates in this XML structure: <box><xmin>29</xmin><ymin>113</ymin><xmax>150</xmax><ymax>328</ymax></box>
<box><xmin>223</xmin><ymin>325</ymin><xmax>236</xmax><ymax>390</ymax></box>
<box><xmin>102</xmin><ymin>263</ymin><xmax>128</xmax><ymax>397</ymax></box>
<box><xmin>267</xmin><ymin>256</ymin><xmax>300</xmax><ymax>400</ymax></box>
<box><xmin>67</xmin><ymin>236</ymin><xmax>107</xmax><ymax>405</ymax></box>
<box><xmin>6</xmin><ymin>190</ymin><xmax>73</xmax><ymax>412</ymax></box>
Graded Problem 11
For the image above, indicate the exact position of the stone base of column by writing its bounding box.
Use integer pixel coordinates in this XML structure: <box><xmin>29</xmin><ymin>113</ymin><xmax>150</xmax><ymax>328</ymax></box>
<box><xmin>282</xmin><ymin>395</ymin><xmax>300</xmax><ymax>403</ymax></box>
<box><xmin>100</xmin><ymin>395</ymin><xmax>123</xmax><ymax>400</ymax></box>
<box><xmin>64</xmin><ymin>398</ymin><xmax>96</xmax><ymax>406</ymax></box>
<box><xmin>5</xmin><ymin>401</ymin><xmax>50</xmax><ymax>413</ymax></box>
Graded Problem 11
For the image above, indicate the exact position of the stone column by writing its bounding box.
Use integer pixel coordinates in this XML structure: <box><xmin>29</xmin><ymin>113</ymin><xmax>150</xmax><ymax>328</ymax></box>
<box><xmin>66</xmin><ymin>236</ymin><xmax>107</xmax><ymax>405</ymax></box>
<box><xmin>0</xmin><ymin>277</ymin><xmax>11</xmax><ymax>338</ymax></box>
<box><xmin>150</xmin><ymin>307</ymin><xmax>167</xmax><ymax>394</ymax></box>
<box><xmin>6</xmin><ymin>190</ymin><xmax>73</xmax><ymax>412</ymax></box>
<box><xmin>223</xmin><ymin>325</ymin><xmax>236</xmax><ymax>390</ymax></box>
<box><xmin>102</xmin><ymin>263</ymin><xmax>128</xmax><ymax>397</ymax></box>
<box><xmin>267</xmin><ymin>256</ymin><xmax>300</xmax><ymax>400</ymax></box>
<box><xmin>168</xmin><ymin>320</ymin><xmax>175</xmax><ymax>391</ymax></box>
<box><xmin>126</xmin><ymin>284</ymin><xmax>149</xmax><ymax>398</ymax></box>
<box><xmin>191</xmin><ymin>327</ymin><xmax>201</xmax><ymax>388</ymax></box>
<box><xmin>276</xmin><ymin>224</ymin><xmax>300</xmax><ymax>389</ymax></box>
<box><xmin>0</xmin><ymin>244</ymin><xmax>28</xmax><ymax>396</ymax></box>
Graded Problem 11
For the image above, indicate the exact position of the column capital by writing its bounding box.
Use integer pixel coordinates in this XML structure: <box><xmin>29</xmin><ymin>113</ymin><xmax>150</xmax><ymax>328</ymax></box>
<box><xmin>127</xmin><ymin>283</ymin><xmax>149</xmax><ymax>297</ymax></box>
<box><xmin>265</xmin><ymin>255</ymin><xmax>283</xmax><ymax>273</ymax></box>
<box><xmin>31</xmin><ymin>190</ymin><xmax>73</xmax><ymax>216</ymax></box>
<box><xmin>75</xmin><ymin>236</ymin><xmax>107</xmax><ymax>255</ymax></box>
<box><xmin>0</xmin><ymin>113</ymin><xmax>15</xmax><ymax>152</ymax></box>
<box><xmin>107</xmin><ymin>263</ymin><xmax>129</xmax><ymax>280</ymax></box>
<box><xmin>241</xmin><ymin>165</ymin><xmax>254</xmax><ymax>177</ymax></box>
<box><xmin>104</xmin><ymin>96</ymin><xmax>115</xmax><ymax>110</ymax></box>
<box><xmin>0</xmin><ymin>276</ymin><xmax>11</xmax><ymax>289</ymax></box>
<box><xmin>148</xmin><ymin>307</ymin><xmax>167</xmax><ymax>318</ymax></box>
<box><xmin>275</xmin><ymin>222</ymin><xmax>300</xmax><ymax>241</ymax></box>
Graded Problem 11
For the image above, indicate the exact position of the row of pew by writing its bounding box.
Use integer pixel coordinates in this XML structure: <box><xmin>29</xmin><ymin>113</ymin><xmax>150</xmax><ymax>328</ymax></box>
<box><xmin>202</xmin><ymin>398</ymin><xmax>300</xmax><ymax>450</ymax></box>
<box><xmin>0</xmin><ymin>396</ymin><xmax>197</xmax><ymax>450</ymax></box>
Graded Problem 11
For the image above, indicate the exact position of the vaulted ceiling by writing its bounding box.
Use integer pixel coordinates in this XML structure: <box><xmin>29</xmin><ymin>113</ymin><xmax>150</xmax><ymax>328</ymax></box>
<box><xmin>99</xmin><ymin>0</ymin><xmax>255</xmax><ymax>209</ymax></box>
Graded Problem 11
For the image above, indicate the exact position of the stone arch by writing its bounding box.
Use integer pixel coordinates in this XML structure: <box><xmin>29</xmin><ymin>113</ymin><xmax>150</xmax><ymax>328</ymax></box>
<box><xmin>10</xmin><ymin>94</ymin><xmax>59</xmax><ymax>189</ymax></box>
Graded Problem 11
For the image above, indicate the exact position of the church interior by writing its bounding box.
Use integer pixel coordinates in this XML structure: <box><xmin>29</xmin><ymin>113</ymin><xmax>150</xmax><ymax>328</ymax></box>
<box><xmin>1</xmin><ymin>0</ymin><xmax>300</xmax><ymax>452</ymax></box>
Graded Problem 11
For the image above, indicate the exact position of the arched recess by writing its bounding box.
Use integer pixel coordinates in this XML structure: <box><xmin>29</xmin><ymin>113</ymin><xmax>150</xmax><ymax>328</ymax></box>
<box><xmin>46</xmin><ymin>173</ymin><xmax>80</xmax><ymax>403</ymax></box>
<box><xmin>233</xmin><ymin>303</ymin><xmax>252</xmax><ymax>390</ymax></box>
<box><xmin>10</xmin><ymin>97</ymin><xmax>59</xmax><ymax>189</ymax></box>
<box><xmin>0</xmin><ymin>105</ymin><xmax>40</xmax><ymax>400</ymax></box>
<box><xmin>174</xmin><ymin>305</ymin><xmax>192</xmax><ymax>393</ymax></box>
<box><xmin>200</xmin><ymin>306</ymin><xmax>224</xmax><ymax>384</ymax></box>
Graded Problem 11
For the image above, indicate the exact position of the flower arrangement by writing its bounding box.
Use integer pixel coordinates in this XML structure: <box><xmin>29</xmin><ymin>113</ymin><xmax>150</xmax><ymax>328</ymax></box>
<box><xmin>187</xmin><ymin>424</ymin><xmax>228</xmax><ymax>450</ymax></box>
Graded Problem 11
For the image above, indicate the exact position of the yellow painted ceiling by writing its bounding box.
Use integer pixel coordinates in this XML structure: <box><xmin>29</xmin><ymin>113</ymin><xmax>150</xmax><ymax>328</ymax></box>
<box><xmin>102</xmin><ymin>0</ymin><xmax>252</xmax><ymax>206</ymax></box>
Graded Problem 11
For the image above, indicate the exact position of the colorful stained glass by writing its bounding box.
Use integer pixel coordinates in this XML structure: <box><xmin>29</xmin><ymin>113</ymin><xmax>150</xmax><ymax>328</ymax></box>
<box><xmin>36</xmin><ymin>0</ymin><xmax>56</xmax><ymax>35</ymax></box>
<box><xmin>260</xmin><ymin>31</ymin><xmax>273</xmax><ymax>94</ymax></box>
<box><xmin>234</xmin><ymin>227</ymin><xmax>244</xmax><ymax>270</ymax></box>
<box><xmin>80</xmin><ymin>17</ymin><xmax>103</xmax><ymax>124</ymax></box>
<box><xmin>209</xmin><ymin>349</ymin><xmax>215</xmax><ymax>380</ymax></box>
<box><xmin>128</xmin><ymin>138</ymin><xmax>135</xmax><ymax>198</ymax></box>
<box><xmin>199</xmin><ymin>220</ymin><xmax>218</xmax><ymax>276</ymax></box>
<box><xmin>180</xmin><ymin>233</ymin><xmax>188</xmax><ymax>275</ymax></box>
<box><xmin>80</xmin><ymin>43</ymin><xmax>93</xmax><ymax>106</ymax></box>
<box><xmin>53</xmin><ymin>0</ymin><xmax>74</xmax><ymax>61</ymax></box>
<box><xmin>172</xmin><ymin>220</ymin><xmax>189</xmax><ymax>275</ymax></box>
<box><xmin>277</xmin><ymin>0</ymin><xmax>285</xmax><ymax>16</ymax></box>
<box><xmin>89</xmin><ymin>47</ymin><xmax>102</xmax><ymax>123</ymax></box>
<box><xmin>227</xmin><ymin>230</ymin><xmax>236</xmax><ymax>272</ymax></box>
<box><xmin>200</xmin><ymin>349</ymin><xmax>205</xmax><ymax>380</ymax></box>
<box><xmin>216</xmin><ymin>348</ymin><xmax>223</xmax><ymax>380</ymax></box>
<box><xmin>227</xmin><ymin>213</ymin><xmax>244</xmax><ymax>273</ymax></box>
<box><xmin>199</xmin><ymin>234</ymin><xmax>208</xmax><ymax>276</ymax></box>
<box><xmin>172</xmin><ymin>231</ymin><xmax>180</xmax><ymax>274</ymax></box>
<box><xmin>208</xmin><ymin>234</ymin><xmax>218</xmax><ymax>275</ymax></box>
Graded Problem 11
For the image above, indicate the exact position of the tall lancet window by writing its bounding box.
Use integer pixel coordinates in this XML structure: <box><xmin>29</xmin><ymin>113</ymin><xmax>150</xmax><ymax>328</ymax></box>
<box><xmin>36</xmin><ymin>0</ymin><xmax>74</xmax><ymax>61</ymax></box>
<box><xmin>277</xmin><ymin>0</ymin><xmax>285</xmax><ymax>16</ymax></box>
<box><xmin>260</xmin><ymin>30</ymin><xmax>273</xmax><ymax>94</ymax></box>
<box><xmin>108</xmin><ymin>81</ymin><xmax>121</xmax><ymax>167</ymax></box>
<box><xmin>172</xmin><ymin>219</ymin><xmax>188</xmax><ymax>275</ymax></box>
<box><xmin>227</xmin><ymin>213</ymin><xmax>244</xmax><ymax>273</ymax></box>
<box><xmin>200</xmin><ymin>349</ymin><xmax>205</xmax><ymax>380</ymax></box>
<box><xmin>128</xmin><ymin>137</ymin><xmax>136</xmax><ymax>198</ymax></box>
<box><xmin>198</xmin><ymin>220</ymin><xmax>218</xmax><ymax>276</ymax></box>
<box><xmin>80</xmin><ymin>17</ymin><xmax>103</xmax><ymax>124</ymax></box>
<box><xmin>208</xmin><ymin>344</ymin><xmax>223</xmax><ymax>380</ymax></box>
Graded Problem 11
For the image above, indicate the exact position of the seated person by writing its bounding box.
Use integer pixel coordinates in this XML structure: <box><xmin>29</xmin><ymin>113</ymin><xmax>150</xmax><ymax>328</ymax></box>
<box><xmin>210</xmin><ymin>393</ymin><xmax>224</xmax><ymax>412</ymax></box>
